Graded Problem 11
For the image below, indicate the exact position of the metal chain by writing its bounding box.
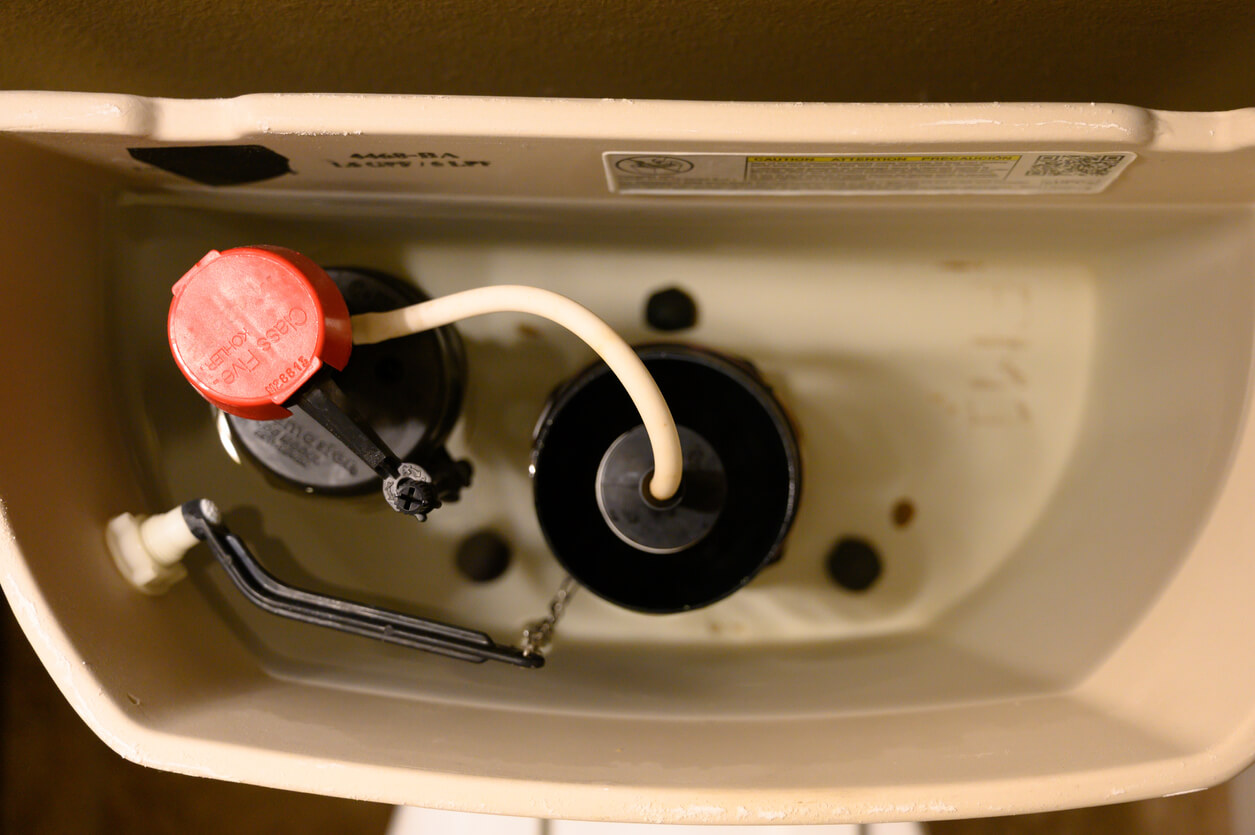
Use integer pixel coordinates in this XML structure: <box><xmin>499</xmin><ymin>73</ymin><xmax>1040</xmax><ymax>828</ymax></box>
<box><xmin>520</xmin><ymin>575</ymin><xmax>578</xmax><ymax>657</ymax></box>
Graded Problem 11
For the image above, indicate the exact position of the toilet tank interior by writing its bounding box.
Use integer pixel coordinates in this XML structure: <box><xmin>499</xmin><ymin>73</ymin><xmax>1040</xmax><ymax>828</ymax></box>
<box><xmin>5</xmin><ymin>84</ymin><xmax>1255</xmax><ymax>823</ymax></box>
<box><xmin>5</xmin><ymin>0</ymin><xmax>1255</xmax><ymax>822</ymax></box>
<box><xmin>4</xmin><ymin>101</ymin><xmax>1255</xmax><ymax>816</ymax></box>
<box><xmin>98</xmin><ymin>196</ymin><xmax>1254</xmax><ymax>716</ymax></box>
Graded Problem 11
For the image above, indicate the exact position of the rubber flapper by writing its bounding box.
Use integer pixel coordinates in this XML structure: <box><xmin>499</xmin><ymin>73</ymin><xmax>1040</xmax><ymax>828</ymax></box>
<box><xmin>168</xmin><ymin>247</ymin><xmax>353</xmax><ymax>420</ymax></box>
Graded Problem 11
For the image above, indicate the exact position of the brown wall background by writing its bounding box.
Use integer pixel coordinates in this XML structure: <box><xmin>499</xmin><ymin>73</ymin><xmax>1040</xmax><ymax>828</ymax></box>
<box><xmin>1</xmin><ymin>0</ymin><xmax>1253</xmax><ymax>110</ymax></box>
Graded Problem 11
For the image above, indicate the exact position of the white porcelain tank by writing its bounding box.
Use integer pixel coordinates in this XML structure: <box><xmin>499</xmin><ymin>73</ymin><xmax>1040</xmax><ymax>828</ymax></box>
<box><xmin>4</xmin><ymin>0</ymin><xmax>1255</xmax><ymax>825</ymax></box>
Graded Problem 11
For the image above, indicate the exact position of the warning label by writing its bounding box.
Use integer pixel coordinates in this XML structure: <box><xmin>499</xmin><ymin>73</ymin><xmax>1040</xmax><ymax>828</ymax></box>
<box><xmin>604</xmin><ymin>152</ymin><xmax>1135</xmax><ymax>195</ymax></box>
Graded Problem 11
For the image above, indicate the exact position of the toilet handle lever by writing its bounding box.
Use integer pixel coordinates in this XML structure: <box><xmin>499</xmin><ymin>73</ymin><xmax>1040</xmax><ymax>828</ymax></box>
<box><xmin>180</xmin><ymin>500</ymin><xmax>543</xmax><ymax>669</ymax></box>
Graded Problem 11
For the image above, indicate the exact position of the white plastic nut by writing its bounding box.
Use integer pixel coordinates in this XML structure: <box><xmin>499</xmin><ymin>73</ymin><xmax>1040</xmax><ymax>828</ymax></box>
<box><xmin>105</xmin><ymin>504</ymin><xmax>201</xmax><ymax>594</ymax></box>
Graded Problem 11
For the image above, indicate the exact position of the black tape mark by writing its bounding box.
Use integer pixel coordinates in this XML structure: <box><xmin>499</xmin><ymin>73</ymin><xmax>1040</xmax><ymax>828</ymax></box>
<box><xmin>128</xmin><ymin>145</ymin><xmax>293</xmax><ymax>186</ymax></box>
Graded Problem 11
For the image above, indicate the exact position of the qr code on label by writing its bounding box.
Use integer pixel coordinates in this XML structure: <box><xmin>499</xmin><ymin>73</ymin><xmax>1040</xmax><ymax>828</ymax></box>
<box><xmin>1026</xmin><ymin>154</ymin><xmax>1125</xmax><ymax>177</ymax></box>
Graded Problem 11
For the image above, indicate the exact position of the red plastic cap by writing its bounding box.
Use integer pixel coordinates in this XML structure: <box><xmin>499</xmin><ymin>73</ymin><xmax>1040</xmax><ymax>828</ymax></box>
<box><xmin>168</xmin><ymin>246</ymin><xmax>353</xmax><ymax>420</ymax></box>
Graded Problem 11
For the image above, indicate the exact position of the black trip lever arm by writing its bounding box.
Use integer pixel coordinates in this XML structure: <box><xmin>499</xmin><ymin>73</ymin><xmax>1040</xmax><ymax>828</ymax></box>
<box><xmin>180</xmin><ymin>500</ymin><xmax>542</xmax><ymax>668</ymax></box>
